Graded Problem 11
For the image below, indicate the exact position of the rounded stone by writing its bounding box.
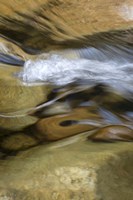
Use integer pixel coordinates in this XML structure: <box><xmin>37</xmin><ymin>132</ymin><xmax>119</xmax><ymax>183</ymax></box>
<box><xmin>1</xmin><ymin>133</ymin><xmax>38</xmax><ymax>151</ymax></box>
<box><xmin>0</xmin><ymin>115</ymin><xmax>38</xmax><ymax>132</ymax></box>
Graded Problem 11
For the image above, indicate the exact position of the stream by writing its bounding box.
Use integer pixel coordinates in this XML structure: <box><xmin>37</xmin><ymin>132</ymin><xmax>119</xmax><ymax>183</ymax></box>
<box><xmin>0</xmin><ymin>30</ymin><xmax>133</xmax><ymax>158</ymax></box>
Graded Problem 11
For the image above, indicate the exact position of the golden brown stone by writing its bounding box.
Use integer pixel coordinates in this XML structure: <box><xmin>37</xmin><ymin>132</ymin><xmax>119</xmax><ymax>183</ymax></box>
<box><xmin>36</xmin><ymin>108</ymin><xmax>99</xmax><ymax>141</ymax></box>
<box><xmin>89</xmin><ymin>125</ymin><xmax>133</xmax><ymax>142</ymax></box>
<box><xmin>0</xmin><ymin>0</ymin><xmax>133</xmax><ymax>50</ymax></box>
<box><xmin>0</xmin><ymin>0</ymin><xmax>133</xmax><ymax>37</ymax></box>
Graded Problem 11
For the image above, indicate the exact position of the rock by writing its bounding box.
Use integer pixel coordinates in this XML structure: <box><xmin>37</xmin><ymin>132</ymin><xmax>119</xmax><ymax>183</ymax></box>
<box><xmin>0</xmin><ymin>0</ymin><xmax>133</xmax><ymax>50</ymax></box>
<box><xmin>1</xmin><ymin>133</ymin><xmax>39</xmax><ymax>151</ymax></box>
<box><xmin>0</xmin><ymin>64</ymin><xmax>51</xmax><ymax>132</ymax></box>
<box><xmin>88</xmin><ymin>125</ymin><xmax>133</xmax><ymax>142</ymax></box>
<box><xmin>0</xmin><ymin>134</ymin><xmax>133</xmax><ymax>200</ymax></box>
<box><xmin>0</xmin><ymin>116</ymin><xmax>38</xmax><ymax>132</ymax></box>
<box><xmin>0</xmin><ymin>65</ymin><xmax>51</xmax><ymax>113</ymax></box>
<box><xmin>35</xmin><ymin>108</ymin><xmax>99</xmax><ymax>141</ymax></box>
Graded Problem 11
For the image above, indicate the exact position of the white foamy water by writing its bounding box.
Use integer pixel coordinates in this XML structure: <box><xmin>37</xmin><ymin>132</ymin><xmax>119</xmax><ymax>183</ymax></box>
<box><xmin>17</xmin><ymin>53</ymin><xmax>133</xmax><ymax>94</ymax></box>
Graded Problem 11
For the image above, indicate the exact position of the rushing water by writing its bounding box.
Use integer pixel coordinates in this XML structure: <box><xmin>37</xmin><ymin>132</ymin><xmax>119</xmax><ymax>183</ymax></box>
<box><xmin>17</xmin><ymin>52</ymin><xmax>133</xmax><ymax>93</ymax></box>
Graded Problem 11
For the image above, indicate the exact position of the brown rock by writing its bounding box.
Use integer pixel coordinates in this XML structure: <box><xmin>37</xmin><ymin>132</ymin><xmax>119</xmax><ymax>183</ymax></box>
<box><xmin>88</xmin><ymin>125</ymin><xmax>133</xmax><ymax>142</ymax></box>
<box><xmin>36</xmin><ymin>108</ymin><xmax>99</xmax><ymax>141</ymax></box>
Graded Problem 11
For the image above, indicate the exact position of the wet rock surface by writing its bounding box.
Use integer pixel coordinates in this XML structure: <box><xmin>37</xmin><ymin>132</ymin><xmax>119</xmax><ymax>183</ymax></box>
<box><xmin>0</xmin><ymin>136</ymin><xmax>133</xmax><ymax>200</ymax></box>
<box><xmin>0</xmin><ymin>64</ymin><xmax>52</xmax><ymax>132</ymax></box>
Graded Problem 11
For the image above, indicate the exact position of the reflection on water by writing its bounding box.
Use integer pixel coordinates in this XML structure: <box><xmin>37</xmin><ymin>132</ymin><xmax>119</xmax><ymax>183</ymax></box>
<box><xmin>0</xmin><ymin>32</ymin><xmax>133</xmax><ymax>159</ymax></box>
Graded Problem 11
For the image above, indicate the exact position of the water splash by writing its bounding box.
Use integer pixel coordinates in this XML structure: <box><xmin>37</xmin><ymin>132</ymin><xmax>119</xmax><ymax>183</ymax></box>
<box><xmin>17</xmin><ymin>52</ymin><xmax>133</xmax><ymax>95</ymax></box>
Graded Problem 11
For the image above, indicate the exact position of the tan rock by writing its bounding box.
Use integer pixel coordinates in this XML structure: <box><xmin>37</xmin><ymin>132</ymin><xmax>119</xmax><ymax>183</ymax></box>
<box><xmin>0</xmin><ymin>64</ymin><xmax>51</xmax><ymax>113</ymax></box>
<box><xmin>0</xmin><ymin>64</ymin><xmax>51</xmax><ymax>132</ymax></box>
<box><xmin>0</xmin><ymin>0</ymin><xmax>133</xmax><ymax>50</ymax></box>
<box><xmin>0</xmin><ymin>0</ymin><xmax>133</xmax><ymax>35</ymax></box>
<box><xmin>1</xmin><ymin>133</ymin><xmax>39</xmax><ymax>151</ymax></box>
<box><xmin>0</xmin><ymin>134</ymin><xmax>133</xmax><ymax>200</ymax></box>
<box><xmin>0</xmin><ymin>116</ymin><xmax>38</xmax><ymax>132</ymax></box>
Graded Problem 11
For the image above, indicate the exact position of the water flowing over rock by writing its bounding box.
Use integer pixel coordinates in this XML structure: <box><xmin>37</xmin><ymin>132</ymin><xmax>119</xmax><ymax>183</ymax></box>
<box><xmin>0</xmin><ymin>0</ymin><xmax>133</xmax><ymax>199</ymax></box>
